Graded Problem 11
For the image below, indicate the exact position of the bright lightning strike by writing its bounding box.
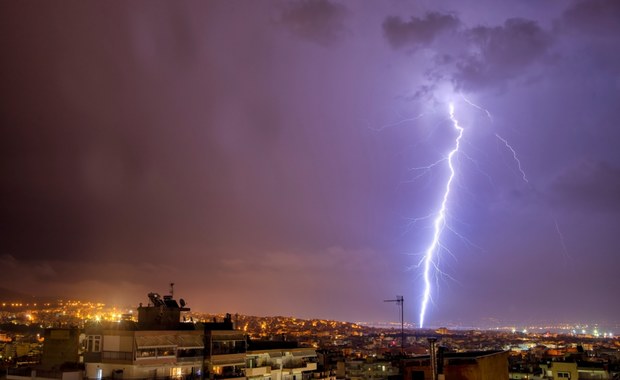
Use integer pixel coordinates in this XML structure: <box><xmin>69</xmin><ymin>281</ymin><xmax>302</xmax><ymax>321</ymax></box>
<box><xmin>419</xmin><ymin>102</ymin><xmax>464</xmax><ymax>328</ymax></box>
<box><xmin>413</xmin><ymin>96</ymin><xmax>569</xmax><ymax>328</ymax></box>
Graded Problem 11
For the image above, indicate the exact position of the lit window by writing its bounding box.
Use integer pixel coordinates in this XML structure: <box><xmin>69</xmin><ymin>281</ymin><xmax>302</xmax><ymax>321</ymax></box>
<box><xmin>172</xmin><ymin>368</ymin><xmax>182</xmax><ymax>378</ymax></box>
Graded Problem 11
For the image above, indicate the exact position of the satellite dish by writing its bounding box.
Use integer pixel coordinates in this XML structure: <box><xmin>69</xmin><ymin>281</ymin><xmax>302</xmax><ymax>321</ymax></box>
<box><xmin>180</xmin><ymin>298</ymin><xmax>186</xmax><ymax>307</ymax></box>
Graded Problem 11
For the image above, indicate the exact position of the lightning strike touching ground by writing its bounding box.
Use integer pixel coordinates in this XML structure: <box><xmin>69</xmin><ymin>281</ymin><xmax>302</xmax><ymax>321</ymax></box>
<box><xmin>411</xmin><ymin>97</ymin><xmax>568</xmax><ymax>327</ymax></box>
<box><xmin>419</xmin><ymin>102</ymin><xmax>464</xmax><ymax>328</ymax></box>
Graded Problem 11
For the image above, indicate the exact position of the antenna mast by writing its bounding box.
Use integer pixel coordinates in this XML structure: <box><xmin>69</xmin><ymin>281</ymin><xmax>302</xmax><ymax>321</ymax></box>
<box><xmin>384</xmin><ymin>295</ymin><xmax>404</xmax><ymax>354</ymax></box>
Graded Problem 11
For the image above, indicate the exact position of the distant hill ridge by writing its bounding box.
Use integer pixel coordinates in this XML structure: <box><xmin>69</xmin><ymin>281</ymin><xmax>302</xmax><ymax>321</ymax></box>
<box><xmin>0</xmin><ymin>287</ymin><xmax>58</xmax><ymax>302</ymax></box>
<box><xmin>0</xmin><ymin>287</ymin><xmax>33</xmax><ymax>301</ymax></box>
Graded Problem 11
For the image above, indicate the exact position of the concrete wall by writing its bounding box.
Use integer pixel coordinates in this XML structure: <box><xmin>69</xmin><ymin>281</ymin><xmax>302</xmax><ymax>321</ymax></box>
<box><xmin>41</xmin><ymin>328</ymin><xmax>80</xmax><ymax>370</ymax></box>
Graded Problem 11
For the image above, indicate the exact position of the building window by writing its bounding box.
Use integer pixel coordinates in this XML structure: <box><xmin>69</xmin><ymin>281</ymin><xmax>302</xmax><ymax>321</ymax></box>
<box><xmin>178</xmin><ymin>348</ymin><xmax>203</xmax><ymax>358</ymax></box>
<box><xmin>172</xmin><ymin>368</ymin><xmax>182</xmax><ymax>378</ymax></box>
<box><xmin>558</xmin><ymin>372</ymin><xmax>571</xmax><ymax>379</ymax></box>
<box><xmin>87</xmin><ymin>335</ymin><xmax>101</xmax><ymax>352</ymax></box>
<box><xmin>138</xmin><ymin>348</ymin><xmax>156</xmax><ymax>357</ymax></box>
<box><xmin>136</xmin><ymin>347</ymin><xmax>176</xmax><ymax>359</ymax></box>
<box><xmin>158</xmin><ymin>347</ymin><xmax>176</xmax><ymax>357</ymax></box>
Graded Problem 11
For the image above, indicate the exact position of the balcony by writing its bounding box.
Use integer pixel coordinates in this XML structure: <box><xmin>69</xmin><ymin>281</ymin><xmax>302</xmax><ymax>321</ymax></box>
<box><xmin>101</xmin><ymin>351</ymin><xmax>133</xmax><ymax>363</ymax></box>
<box><xmin>177</xmin><ymin>356</ymin><xmax>203</xmax><ymax>363</ymax></box>
<box><xmin>245</xmin><ymin>367</ymin><xmax>270</xmax><ymax>377</ymax></box>
<box><xmin>83</xmin><ymin>352</ymin><xmax>102</xmax><ymax>362</ymax></box>
<box><xmin>212</xmin><ymin>372</ymin><xmax>246</xmax><ymax>380</ymax></box>
<box><xmin>304</xmin><ymin>363</ymin><xmax>318</xmax><ymax>371</ymax></box>
<box><xmin>211</xmin><ymin>353</ymin><xmax>247</xmax><ymax>366</ymax></box>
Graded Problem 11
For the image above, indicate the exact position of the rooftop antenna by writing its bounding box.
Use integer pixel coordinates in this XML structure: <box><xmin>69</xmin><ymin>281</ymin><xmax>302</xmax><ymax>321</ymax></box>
<box><xmin>170</xmin><ymin>282</ymin><xmax>175</xmax><ymax>299</ymax></box>
<box><xmin>384</xmin><ymin>295</ymin><xmax>404</xmax><ymax>354</ymax></box>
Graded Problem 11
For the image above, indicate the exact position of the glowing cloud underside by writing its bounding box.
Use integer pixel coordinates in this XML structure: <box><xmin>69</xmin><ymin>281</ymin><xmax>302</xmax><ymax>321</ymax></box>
<box><xmin>419</xmin><ymin>103</ymin><xmax>464</xmax><ymax>328</ymax></box>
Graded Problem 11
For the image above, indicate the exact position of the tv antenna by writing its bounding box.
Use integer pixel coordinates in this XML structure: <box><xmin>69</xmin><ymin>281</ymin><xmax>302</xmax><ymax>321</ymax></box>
<box><xmin>384</xmin><ymin>295</ymin><xmax>404</xmax><ymax>354</ymax></box>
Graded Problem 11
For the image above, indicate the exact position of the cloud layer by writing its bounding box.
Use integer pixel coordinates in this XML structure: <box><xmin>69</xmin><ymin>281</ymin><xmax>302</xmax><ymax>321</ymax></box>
<box><xmin>279</xmin><ymin>0</ymin><xmax>348</xmax><ymax>46</ymax></box>
<box><xmin>383</xmin><ymin>11</ymin><xmax>554</xmax><ymax>94</ymax></box>
<box><xmin>382</xmin><ymin>12</ymin><xmax>460</xmax><ymax>49</ymax></box>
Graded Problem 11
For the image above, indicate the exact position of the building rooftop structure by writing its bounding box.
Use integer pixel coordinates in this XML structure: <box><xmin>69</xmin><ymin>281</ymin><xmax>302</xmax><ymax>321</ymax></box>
<box><xmin>22</xmin><ymin>287</ymin><xmax>318</xmax><ymax>380</ymax></box>
<box><xmin>135</xmin><ymin>289</ymin><xmax>192</xmax><ymax>330</ymax></box>
<box><xmin>402</xmin><ymin>350</ymin><xmax>510</xmax><ymax>380</ymax></box>
<box><xmin>80</xmin><ymin>288</ymin><xmax>244</xmax><ymax>380</ymax></box>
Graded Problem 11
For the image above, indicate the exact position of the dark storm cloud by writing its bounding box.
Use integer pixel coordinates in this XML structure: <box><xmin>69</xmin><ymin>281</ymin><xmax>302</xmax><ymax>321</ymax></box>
<box><xmin>0</xmin><ymin>255</ymin><xmax>58</xmax><ymax>284</ymax></box>
<box><xmin>278</xmin><ymin>0</ymin><xmax>348</xmax><ymax>46</ymax></box>
<box><xmin>382</xmin><ymin>12</ymin><xmax>460</xmax><ymax>49</ymax></box>
<box><xmin>550</xmin><ymin>160</ymin><xmax>620</xmax><ymax>212</ymax></box>
<box><xmin>0</xmin><ymin>253</ymin><xmax>171</xmax><ymax>305</ymax></box>
<box><xmin>560</xmin><ymin>0</ymin><xmax>620</xmax><ymax>36</ymax></box>
<box><xmin>555</xmin><ymin>0</ymin><xmax>620</xmax><ymax>75</ymax></box>
<box><xmin>382</xmin><ymin>13</ymin><xmax>553</xmax><ymax>93</ymax></box>
<box><xmin>454</xmin><ymin>18</ymin><xmax>553</xmax><ymax>91</ymax></box>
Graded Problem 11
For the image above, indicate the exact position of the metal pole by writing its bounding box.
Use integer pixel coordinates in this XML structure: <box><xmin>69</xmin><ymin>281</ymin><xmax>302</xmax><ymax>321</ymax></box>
<box><xmin>399</xmin><ymin>296</ymin><xmax>404</xmax><ymax>355</ymax></box>
<box><xmin>428</xmin><ymin>337</ymin><xmax>437</xmax><ymax>380</ymax></box>
<box><xmin>384</xmin><ymin>295</ymin><xmax>405</xmax><ymax>355</ymax></box>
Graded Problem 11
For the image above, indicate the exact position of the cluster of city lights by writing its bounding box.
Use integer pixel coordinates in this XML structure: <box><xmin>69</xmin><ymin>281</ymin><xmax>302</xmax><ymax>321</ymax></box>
<box><xmin>508</xmin><ymin>326</ymin><xmax>614</xmax><ymax>338</ymax></box>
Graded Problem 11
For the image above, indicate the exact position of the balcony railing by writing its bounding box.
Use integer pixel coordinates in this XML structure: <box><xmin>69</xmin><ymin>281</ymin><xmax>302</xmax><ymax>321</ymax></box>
<box><xmin>102</xmin><ymin>351</ymin><xmax>133</xmax><ymax>361</ymax></box>
<box><xmin>212</xmin><ymin>372</ymin><xmax>246</xmax><ymax>380</ymax></box>
<box><xmin>87</xmin><ymin>376</ymin><xmax>202</xmax><ymax>380</ymax></box>
<box><xmin>244</xmin><ymin>367</ymin><xmax>270</xmax><ymax>377</ymax></box>
<box><xmin>177</xmin><ymin>356</ymin><xmax>203</xmax><ymax>363</ymax></box>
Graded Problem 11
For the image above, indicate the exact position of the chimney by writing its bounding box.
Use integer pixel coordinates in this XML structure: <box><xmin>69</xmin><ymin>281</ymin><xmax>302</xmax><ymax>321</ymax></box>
<box><xmin>428</xmin><ymin>337</ymin><xmax>438</xmax><ymax>380</ymax></box>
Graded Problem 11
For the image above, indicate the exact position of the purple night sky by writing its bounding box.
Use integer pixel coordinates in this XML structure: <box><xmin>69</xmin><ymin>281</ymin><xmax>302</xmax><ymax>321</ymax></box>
<box><xmin>1</xmin><ymin>1</ymin><xmax>619</xmax><ymax>327</ymax></box>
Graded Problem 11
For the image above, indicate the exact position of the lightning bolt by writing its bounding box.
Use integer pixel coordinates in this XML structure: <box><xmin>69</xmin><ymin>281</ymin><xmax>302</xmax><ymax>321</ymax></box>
<box><xmin>460</xmin><ymin>94</ymin><xmax>529</xmax><ymax>184</ymax></box>
<box><xmin>419</xmin><ymin>102</ymin><xmax>463</xmax><ymax>328</ymax></box>
<box><xmin>494</xmin><ymin>133</ymin><xmax>529</xmax><ymax>183</ymax></box>
<box><xmin>414</xmin><ymin>96</ymin><xmax>570</xmax><ymax>328</ymax></box>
